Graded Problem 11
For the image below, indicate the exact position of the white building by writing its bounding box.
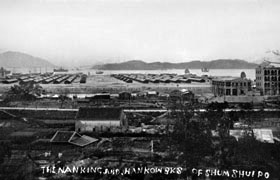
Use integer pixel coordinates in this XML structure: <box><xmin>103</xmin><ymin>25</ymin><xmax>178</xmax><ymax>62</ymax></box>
<box><xmin>75</xmin><ymin>107</ymin><xmax>127</xmax><ymax>133</ymax></box>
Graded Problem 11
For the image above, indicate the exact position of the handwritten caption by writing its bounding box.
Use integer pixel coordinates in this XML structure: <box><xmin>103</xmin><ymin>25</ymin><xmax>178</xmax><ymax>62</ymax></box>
<box><xmin>41</xmin><ymin>166</ymin><xmax>270</xmax><ymax>179</ymax></box>
<box><xmin>41</xmin><ymin>166</ymin><xmax>182</xmax><ymax>175</ymax></box>
<box><xmin>192</xmin><ymin>168</ymin><xmax>270</xmax><ymax>179</ymax></box>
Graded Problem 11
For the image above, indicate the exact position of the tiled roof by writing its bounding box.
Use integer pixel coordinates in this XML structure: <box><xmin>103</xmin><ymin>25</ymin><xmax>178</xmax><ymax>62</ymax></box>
<box><xmin>10</xmin><ymin>131</ymin><xmax>35</xmax><ymax>137</ymax></box>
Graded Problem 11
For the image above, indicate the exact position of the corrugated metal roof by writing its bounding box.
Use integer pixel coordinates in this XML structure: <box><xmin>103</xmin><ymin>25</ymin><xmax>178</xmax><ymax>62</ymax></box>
<box><xmin>70</xmin><ymin>135</ymin><xmax>98</xmax><ymax>147</ymax></box>
<box><xmin>229</xmin><ymin>129</ymin><xmax>275</xmax><ymax>143</ymax></box>
<box><xmin>50</xmin><ymin>131</ymin><xmax>98</xmax><ymax>147</ymax></box>
<box><xmin>76</xmin><ymin>107</ymin><xmax>123</xmax><ymax>120</ymax></box>
<box><xmin>50</xmin><ymin>131</ymin><xmax>75</xmax><ymax>142</ymax></box>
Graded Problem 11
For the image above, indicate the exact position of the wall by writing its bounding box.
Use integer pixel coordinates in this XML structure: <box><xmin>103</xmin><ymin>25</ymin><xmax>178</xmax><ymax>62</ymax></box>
<box><xmin>75</xmin><ymin>120</ymin><xmax>121</xmax><ymax>132</ymax></box>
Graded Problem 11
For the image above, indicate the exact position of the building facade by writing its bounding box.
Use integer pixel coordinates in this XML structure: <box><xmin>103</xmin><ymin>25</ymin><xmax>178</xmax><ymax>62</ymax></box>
<box><xmin>211</xmin><ymin>77</ymin><xmax>252</xmax><ymax>96</ymax></box>
<box><xmin>75</xmin><ymin>107</ymin><xmax>127</xmax><ymax>133</ymax></box>
<box><xmin>256</xmin><ymin>64</ymin><xmax>280</xmax><ymax>95</ymax></box>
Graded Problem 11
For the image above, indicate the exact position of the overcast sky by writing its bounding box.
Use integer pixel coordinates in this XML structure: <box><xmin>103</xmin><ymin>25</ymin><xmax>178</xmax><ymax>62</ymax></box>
<box><xmin>0</xmin><ymin>0</ymin><xmax>280</xmax><ymax>66</ymax></box>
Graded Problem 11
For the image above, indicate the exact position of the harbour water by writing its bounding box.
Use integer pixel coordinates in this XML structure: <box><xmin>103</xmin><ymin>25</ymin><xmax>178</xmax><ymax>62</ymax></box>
<box><xmin>91</xmin><ymin>69</ymin><xmax>256</xmax><ymax>80</ymax></box>
<box><xmin>7</xmin><ymin>67</ymin><xmax>256</xmax><ymax>80</ymax></box>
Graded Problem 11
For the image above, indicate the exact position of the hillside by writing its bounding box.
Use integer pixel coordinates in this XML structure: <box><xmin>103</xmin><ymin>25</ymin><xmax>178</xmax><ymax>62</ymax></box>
<box><xmin>0</xmin><ymin>51</ymin><xmax>55</xmax><ymax>68</ymax></box>
<box><xmin>94</xmin><ymin>59</ymin><xmax>258</xmax><ymax>70</ymax></box>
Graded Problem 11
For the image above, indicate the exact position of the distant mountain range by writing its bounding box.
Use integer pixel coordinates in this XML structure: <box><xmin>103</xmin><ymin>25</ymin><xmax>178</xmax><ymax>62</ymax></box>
<box><xmin>0</xmin><ymin>51</ymin><xmax>55</xmax><ymax>68</ymax></box>
<box><xmin>94</xmin><ymin>59</ymin><xmax>259</xmax><ymax>70</ymax></box>
<box><xmin>0</xmin><ymin>51</ymin><xmax>260</xmax><ymax>70</ymax></box>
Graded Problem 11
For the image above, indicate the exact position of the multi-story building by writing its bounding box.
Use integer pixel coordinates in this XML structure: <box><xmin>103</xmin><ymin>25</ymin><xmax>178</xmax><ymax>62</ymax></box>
<box><xmin>211</xmin><ymin>76</ymin><xmax>252</xmax><ymax>96</ymax></box>
<box><xmin>256</xmin><ymin>62</ymin><xmax>280</xmax><ymax>95</ymax></box>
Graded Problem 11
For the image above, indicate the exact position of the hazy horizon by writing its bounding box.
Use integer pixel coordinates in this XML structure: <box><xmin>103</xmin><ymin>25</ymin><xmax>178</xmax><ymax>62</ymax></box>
<box><xmin>1</xmin><ymin>0</ymin><xmax>280</xmax><ymax>66</ymax></box>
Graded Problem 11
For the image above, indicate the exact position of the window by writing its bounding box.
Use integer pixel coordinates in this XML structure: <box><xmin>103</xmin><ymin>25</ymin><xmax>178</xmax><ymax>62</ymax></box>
<box><xmin>265</xmin><ymin>70</ymin><xmax>269</xmax><ymax>75</ymax></box>
<box><xmin>226</xmin><ymin>89</ymin><xmax>231</xmax><ymax>95</ymax></box>
<box><xmin>232</xmin><ymin>89</ymin><xmax>237</xmax><ymax>96</ymax></box>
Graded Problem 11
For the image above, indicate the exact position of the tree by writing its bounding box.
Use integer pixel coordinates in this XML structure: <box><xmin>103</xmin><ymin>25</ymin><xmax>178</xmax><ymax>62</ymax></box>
<box><xmin>205</xmin><ymin>102</ymin><xmax>278</xmax><ymax>174</ymax></box>
<box><xmin>240</xmin><ymin>71</ymin><xmax>246</xmax><ymax>79</ymax></box>
<box><xmin>4</xmin><ymin>82</ymin><xmax>43</xmax><ymax>102</ymax></box>
<box><xmin>170</xmin><ymin>102</ymin><xmax>213</xmax><ymax>177</ymax></box>
<box><xmin>169</xmin><ymin>101</ymin><xmax>280</xmax><ymax>179</ymax></box>
<box><xmin>58</xmin><ymin>89</ymin><xmax>70</xmax><ymax>108</ymax></box>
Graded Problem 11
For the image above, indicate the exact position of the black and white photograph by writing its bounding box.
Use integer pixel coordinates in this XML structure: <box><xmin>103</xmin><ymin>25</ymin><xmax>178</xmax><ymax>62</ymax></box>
<box><xmin>0</xmin><ymin>0</ymin><xmax>280</xmax><ymax>179</ymax></box>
